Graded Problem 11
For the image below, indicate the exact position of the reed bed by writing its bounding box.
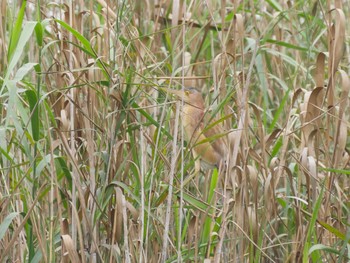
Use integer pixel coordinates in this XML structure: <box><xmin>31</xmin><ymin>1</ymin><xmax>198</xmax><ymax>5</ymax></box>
<box><xmin>0</xmin><ymin>0</ymin><xmax>349</xmax><ymax>262</ymax></box>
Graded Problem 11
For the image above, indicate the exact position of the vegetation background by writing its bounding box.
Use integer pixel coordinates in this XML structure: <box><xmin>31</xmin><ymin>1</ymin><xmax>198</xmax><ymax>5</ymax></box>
<box><xmin>0</xmin><ymin>0</ymin><xmax>349</xmax><ymax>262</ymax></box>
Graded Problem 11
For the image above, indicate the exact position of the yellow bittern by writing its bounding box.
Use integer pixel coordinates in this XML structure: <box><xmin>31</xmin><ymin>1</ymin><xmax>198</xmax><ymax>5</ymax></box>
<box><xmin>164</xmin><ymin>87</ymin><xmax>229</xmax><ymax>172</ymax></box>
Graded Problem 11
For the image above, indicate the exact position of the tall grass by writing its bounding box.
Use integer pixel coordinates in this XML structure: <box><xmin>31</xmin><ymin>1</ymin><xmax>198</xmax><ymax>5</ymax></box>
<box><xmin>0</xmin><ymin>0</ymin><xmax>349</xmax><ymax>262</ymax></box>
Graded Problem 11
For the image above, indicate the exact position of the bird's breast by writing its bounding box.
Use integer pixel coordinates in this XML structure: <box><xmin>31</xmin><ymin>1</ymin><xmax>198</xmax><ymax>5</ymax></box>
<box><xmin>182</xmin><ymin>106</ymin><xmax>203</xmax><ymax>140</ymax></box>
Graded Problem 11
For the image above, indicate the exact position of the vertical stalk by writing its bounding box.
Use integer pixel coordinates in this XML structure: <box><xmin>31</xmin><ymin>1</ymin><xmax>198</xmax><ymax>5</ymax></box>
<box><xmin>68</xmin><ymin>0</ymin><xmax>77</xmax><ymax>246</ymax></box>
<box><xmin>29</xmin><ymin>0</ymin><xmax>42</xmax><ymax>260</ymax></box>
<box><xmin>177</xmin><ymin>2</ymin><xmax>186</xmax><ymax>261</ymax></box>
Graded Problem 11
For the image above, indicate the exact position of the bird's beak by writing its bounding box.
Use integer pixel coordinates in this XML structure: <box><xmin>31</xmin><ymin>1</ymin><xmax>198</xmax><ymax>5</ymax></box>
<box><xmin>160</xmin><ymin>87</ymin><xmax>188</xmax><ymax>100</ymax></box>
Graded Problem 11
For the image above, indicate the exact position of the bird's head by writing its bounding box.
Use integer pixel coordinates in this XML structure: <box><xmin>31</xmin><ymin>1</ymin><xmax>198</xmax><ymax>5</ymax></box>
<box><xmin>162</xmin><ymin>87</ymin><xmax>204</xmax><ymax>108</ymax></box>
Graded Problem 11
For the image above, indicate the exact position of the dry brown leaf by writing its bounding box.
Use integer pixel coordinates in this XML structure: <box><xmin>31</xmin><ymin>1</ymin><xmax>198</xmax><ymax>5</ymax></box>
<box><xmin>187</xmin><ymin>214</ymin><xmax>197</xmax><ymax>245</ymax></box>
<box><xmin>263</xmin><ymin>173</ymin><xmax>274</xmax><ymax>215</ymax></box>
<box><xmin>61</xmin><ymin>234</ymin><xmax>81</xmax><ymax>263</ymax></box>
<box><xmin>300</xmin><ymin>147</ymin><xmax>309</xmax><ymax>187</ymax></box>
<box><xmin>302</xmin><ymin>86</ymin><xmax>325</xmax><ymax>145</ymax></box>
<box><xmin>306</xmin><ymin>87</ymin><xmax>324</xmax><ymax>125</ymax></box>
<box><xmin>171</xmin><ymin>0</ymin><xmax>180</xmax><ymax>42</ymax></box>
<box><xmin>327</xmin><ymin>8</ymin><xmax>345</xmax><ymax>106</ymax></box>
<box><xmin>62</xmin><ymin>218</ymin><xmax>70</xmax><ymax>235</ymax></box>
<box><xmin>246</xmin><ymin>165</ymin><xmax>258</xmax><ymax>192</ymax></box>
<box><xmin>333</xmin><ymin>70</ymin><xmax>350</xmax><ymax>166</ymax></box>
<box><xmin>329</xmin><ymin>9</ymin><xmax>345</xmax><ymax>75</ymax></box>
<box><xmin>114</xmin><ymin>187</ymin><xmax>124</xmax><ymax>243</ymax></box>
<box><xmin>314</xmin><ymin>52</ymin><xmax>326</xmax><ymax>88</ymax></box>
<box><xmin>307</xmin><ymin>156</ymin><xmax>317</xmax><ymax>202</ymax></box>
<box><xmin>292</xmin><ymin>88</ymin><xmax>303</xmax><ymax>107</ymax></box>
<box><xmin>234</xmin><ymin>14</ymin><xmax>244</xmax><ymax>38</ymax></box>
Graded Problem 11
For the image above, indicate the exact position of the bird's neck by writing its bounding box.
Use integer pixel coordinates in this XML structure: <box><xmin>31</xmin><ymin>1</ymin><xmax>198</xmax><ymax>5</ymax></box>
<box><xmin>183</xmin><ymin>104</ymin><xmax>204</xmax><ymax>120</ymax></box>
<box><xmin>183</xmin><ymin>104</ymin><xmax>204</xmax><ymax>137</ymax></box>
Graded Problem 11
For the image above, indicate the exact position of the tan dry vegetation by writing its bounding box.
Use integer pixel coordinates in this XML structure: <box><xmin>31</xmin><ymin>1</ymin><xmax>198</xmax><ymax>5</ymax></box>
<box><xmin>0</xmin><ymin>0</ymin><xmax>349</xmax><ymax>262</ymax></box>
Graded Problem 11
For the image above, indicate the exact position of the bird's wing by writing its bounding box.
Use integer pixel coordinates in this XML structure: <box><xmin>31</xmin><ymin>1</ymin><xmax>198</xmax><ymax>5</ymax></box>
<box><xmin>200</xmin><ymin>115</ymin><xmax>229</xmax><ymax>156</ymax></box>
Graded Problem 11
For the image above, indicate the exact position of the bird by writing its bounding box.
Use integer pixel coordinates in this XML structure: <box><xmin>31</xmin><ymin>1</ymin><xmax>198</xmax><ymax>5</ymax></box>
<box><xmin>163</xmin><ymin>87</ymin><xmax>230</xmax><ymax>174</ymax></box>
